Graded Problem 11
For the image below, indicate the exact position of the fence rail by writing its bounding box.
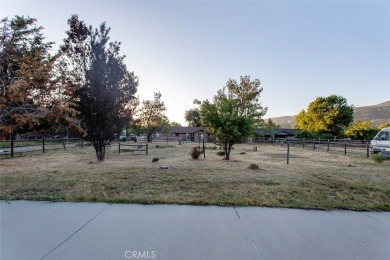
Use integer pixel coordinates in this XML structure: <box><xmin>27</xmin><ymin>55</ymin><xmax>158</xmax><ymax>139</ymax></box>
<box><xmin>248</xmin><ymin>137</ymin><xmax>372</xmax><ymax>164</ymax></box>
<box><xmin>0</xmin><ymin>138</ymin><xmax>82</xmax><ymax>158</ymax></box>
<box><xmin>118</xmin><ymin>143</ymin><xmax>148</xmax><ymax>155</ymax></box>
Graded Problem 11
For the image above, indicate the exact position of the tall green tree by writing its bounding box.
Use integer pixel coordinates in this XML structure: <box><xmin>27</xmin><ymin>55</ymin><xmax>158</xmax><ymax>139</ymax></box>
<box><xmin>295</xmin><ymin>95</ymin><xmax>354</xmax><ymax>137</ymax></box>
<box><xmin>61</xmin><ymin>15</ymin><xmax>138</xmax><ymax>161</ymax></box>
<box><xmin>136</xmin><ymin>92</ymin><xmax>168</xmax><ymax>142</ymax></box>
<box><xmin>184</xmin><ymin>99</ymin><xmax>202</xmax><ymax>127</ymax></box>
<box><xmin>261</xmin><ymin>118</ymin><xmax>281</xmax><ymax>137</ymax></box>
<box><xmin>184</xmin><ymin>108</ymin><xmax>201</xmax><ymax>127</ymax></box>
<box><xmin>200</xmin><ymin>75</ymin><xmax>267</xmax><ymax>160</ymax></box>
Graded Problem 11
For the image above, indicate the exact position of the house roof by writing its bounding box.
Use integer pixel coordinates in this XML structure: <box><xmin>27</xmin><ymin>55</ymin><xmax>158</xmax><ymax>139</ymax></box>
<box><xmin>256</xmin><ymin>128</ymin><xmax>298</xmax><ymax>136</ymax></box>
<box><xmin>169</xmin><ymin>126</ymin><xmax>206</xmax><ymax>134</ymax></box>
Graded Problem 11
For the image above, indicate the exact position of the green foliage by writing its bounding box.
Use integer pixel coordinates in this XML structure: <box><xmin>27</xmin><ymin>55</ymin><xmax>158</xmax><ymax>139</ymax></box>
<box><xmin>184</xmin><ymin>108</ymin><xmax>202</xmax><ymax>127</ymax></box>
<box><xmin>295</xmin><ymin>130</ymin><xmax>335</xmax><ymax>139</ymax></box>
<box><xmin>345</xmin><ymin>121</ymin><xmax>378</xmax><ymax>140</ymax></box>
<box><xmin>61</xmin><ymin>15</ymin><xmax>138</xmax><ymax>161</ymax></box>
<box><xmin>170</xmin><ymin>122</ymin><xmax>181</xmax><ymax>127</ymax></box>
<box><xmin>295</xmin><ymin>95</ymin><xmax>354</xmax><ymax>137</ymax></box>
<box><xmin>264</xmin><ymin>118</ymin><xmax>281</xmax><ymax>129</ymax></box>
<box><xmin>371</xmin><ymin>153</ymin><xmax>386</xmax><ymax>164</ymax></box>
<box><xmin>200</xmin><ymin>75</ymin><xmax>266</xmax><ymax>160</ymax></box>
<box><xmin>256</xmin><ymin>118</ymin><xmax>281</xmax><ymax>137</ymax></box>
<box><xmin>295</xmin><ymin>130</ymin><xmax>319</xmax><ymax>139</ymax></box>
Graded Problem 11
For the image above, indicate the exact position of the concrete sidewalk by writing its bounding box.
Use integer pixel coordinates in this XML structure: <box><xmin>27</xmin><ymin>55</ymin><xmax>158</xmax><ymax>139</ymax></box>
<box><xmin>1</xmin><ymin>201</ymin><xmax>389</xmax><ymax>260</ymax></box>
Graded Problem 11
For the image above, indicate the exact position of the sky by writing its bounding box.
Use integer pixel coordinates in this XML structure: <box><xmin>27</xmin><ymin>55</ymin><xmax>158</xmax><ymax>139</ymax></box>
<box><xmin>1</xmin><ymin>0</ymin><xmax>389</xmax><ymax>125</ymax></box>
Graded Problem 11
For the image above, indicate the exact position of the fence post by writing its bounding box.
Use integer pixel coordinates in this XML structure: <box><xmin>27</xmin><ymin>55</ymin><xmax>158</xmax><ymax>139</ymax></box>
<box><xmin>287</xmin><ymin>141</ymin><xmax>290</xmax><ymax>164</ymax></box>
<box><xmin>146</xmin><ymin>144</ymin><xmax>148</xmax><ymax>155</ymax></box>
<box><xmin>302</xmin><ymin>138</ymin><xmax>305</xmax><ymax>148</ymax></box>
<box><xmin>62</xmin><ymin>138</ymin><xmax>66</xmax><ymax>151</ymax></box>
<box><xmin>344</xmin><ymin>141</ymin><xmax>347</xmax><ymax>155</ymax></box>
<box><xmin>203</xmin><ymin>138</ymin><xmax>205</xmax><ymax>159</ymax></box>
<box><xmin>167</xmin><ymin>136</ymin><xmax>169</xmax><ymax>144</ymax></box>
<box><xmin>11</xmin><ymin>138</ymin><xmax>14</xmax><ymax>158</ymax></box>
<box><xmin>118</xmin><ymin>143</ymin><xmax>121</xmax><ymax>154</ymax></box>
<box><xmin>313</xmin><ymin>139</ymin><xmax>316</xmax><ymax>150</ymax></box>
<box><xmin>327</xmin><ymin>140</ymin><xmax>330</xmax><ymax>152</ymax></box>
<box><xmin>42</xmin><ymin>136</ymin><xmax>45</xmax><ymax>153</ymax></box>
<box><xmin>366</xmin><ymin>143</ymin><xmax>370</xmax><ymax>158</ymax></box>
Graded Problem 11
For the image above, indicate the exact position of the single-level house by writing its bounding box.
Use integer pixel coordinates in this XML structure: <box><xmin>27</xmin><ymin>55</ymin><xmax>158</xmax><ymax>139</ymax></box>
<box><xmin>256</xmin><ymin>128</ymin><xmax>298</xmax><ymax>138</ymax></box>
<box><xmin>168</xmin><ymin>126</ymin><xmax>211</xmax><ymax>142</ymax></box>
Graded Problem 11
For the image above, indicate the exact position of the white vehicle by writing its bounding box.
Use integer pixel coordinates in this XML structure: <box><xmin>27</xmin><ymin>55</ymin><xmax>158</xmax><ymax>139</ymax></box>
<box><xmin>119</xmin><ymin>129</ymin><xmax>127</xmax><ymax>142</ymax></box>
<box><xmin>370</xmin><ymin>127</ymin><xmax>390</xmax><ymax>158</ymax></box>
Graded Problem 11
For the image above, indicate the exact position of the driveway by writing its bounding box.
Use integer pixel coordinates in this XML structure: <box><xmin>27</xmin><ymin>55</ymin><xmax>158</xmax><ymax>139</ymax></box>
<box><xmin>1</xmin><ymin>200</ymin><xmax>389</xmax><ymax>260</ymax></box>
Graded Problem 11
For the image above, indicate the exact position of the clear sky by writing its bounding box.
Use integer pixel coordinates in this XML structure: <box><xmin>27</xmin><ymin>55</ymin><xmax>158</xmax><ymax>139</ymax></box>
<box><xmin>2</xmin><ymin>0</ymin><xmax>389</xmax><ymax>125</ymax></box>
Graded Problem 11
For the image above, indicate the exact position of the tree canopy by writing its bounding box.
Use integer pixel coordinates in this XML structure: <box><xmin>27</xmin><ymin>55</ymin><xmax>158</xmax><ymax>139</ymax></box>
<box><xmin>344</xmin><ymin>121</ymin><xmax>378</xmax><ymax>140</ymax></box>
<box><xmin>295</xmin><ymin>95</ymin><xmax>354</xmax><ymax>137</ymax></box>
<box><xmin>61</xmin><ymin>15</ymin><xmax>138</xmax><ymax>161</ymax></box>
<box><xmin>184</xmin><ymin>108</ymin><xmax>201</xmax><ymax>127</ymax></box>
<box><xmin>200</xmin><ymin>75</ymin><xmax>267</xmax><ymax>160</ymax></box>
<box><xmin>135</xmin><ymin>92</ymin><xmax>168</xmax><ymax>142</ymax></box>
<box><xmin>0</xmin><ymin>16</ymin><xmax>77</xmax><ymax>138</ymax></box>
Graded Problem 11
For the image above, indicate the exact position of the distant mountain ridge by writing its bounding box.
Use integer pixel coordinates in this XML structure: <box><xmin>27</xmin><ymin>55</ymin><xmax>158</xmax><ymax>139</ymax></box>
<box><xmin>269</xmin><ymin>100</ymin><xmax>390</xmax><ymax>128</ymax></box>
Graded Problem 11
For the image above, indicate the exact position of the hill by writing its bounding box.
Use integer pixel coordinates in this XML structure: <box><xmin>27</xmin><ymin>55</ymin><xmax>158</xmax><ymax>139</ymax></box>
<box><xmin>354</xmin><ymin>101</ymin><xmax>390</xmax><ymax>125</ymax></box>
<box><xmin>269</xmin><ymin>100</ymin><xmax>390</xmax><ymax>128</ymax></box>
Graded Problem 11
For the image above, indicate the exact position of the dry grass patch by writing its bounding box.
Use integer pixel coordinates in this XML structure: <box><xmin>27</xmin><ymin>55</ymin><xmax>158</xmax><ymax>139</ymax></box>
<box><xmin>1</xmin><ymin>142</ymin><xmax>389</xmax><ymax>210</ymax></box>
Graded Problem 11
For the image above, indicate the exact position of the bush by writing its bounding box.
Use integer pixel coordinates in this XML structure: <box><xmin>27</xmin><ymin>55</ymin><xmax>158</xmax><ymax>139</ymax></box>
<box><xmin>191</xmin><ymin>147</ymin><xmax>201</xmax><ymax>159</ymax></box>
<box><xmin>216</xmin><ymin>151</ymin><xmax>225</xmax><ymax>156</ymax></box>
<box><xmin>155</xmin><ymin>144</ymin><xmax>174</xmax><ymax>149</ymax></box>
<box><xmin>372</xmin><ymin>153</ymin><xmax>386</xmax><ymax>164</ymax></box>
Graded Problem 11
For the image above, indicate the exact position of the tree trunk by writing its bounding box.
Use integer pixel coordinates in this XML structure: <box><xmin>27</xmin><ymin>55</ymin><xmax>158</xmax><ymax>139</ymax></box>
<box><xmin>225</xmin><ymin>143</ymin><xmax>233</xmax><ymax>160</ymax></box>
<box><xmin>10</xmin><ymin>136</ymin><xmax>14</xmax><ymax>158</ymax></box>
<box><xmin>94</xmin><ymin>143</ymin><xmax>106</xmax><ymax>162</ymax></box>
<box><xmin>147</xmin><ymin>133</ymin><xmax>152</xmax><ymax>143</ymax></box>
<box><xmin>223</xmin><ymin>142</ymin><xmax>229</xmax><ymax>160</ymax></box>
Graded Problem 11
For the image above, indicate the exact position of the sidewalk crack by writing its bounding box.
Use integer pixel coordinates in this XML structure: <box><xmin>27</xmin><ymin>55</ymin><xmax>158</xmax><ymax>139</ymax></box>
<box><xmin>40</xmin><ymin>203</ymin><xmax>112</xmax><ymax>260</ymax></box>
<box><xmin>233</xmin><ymin>206</ymin><xmax>264</xmax><ymax>260</ymax></box>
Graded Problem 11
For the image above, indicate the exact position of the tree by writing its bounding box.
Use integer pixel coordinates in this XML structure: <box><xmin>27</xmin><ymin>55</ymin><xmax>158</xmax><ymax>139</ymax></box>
<box><xmin>170</xmin><ymin>122</ymin><xmax>181</xmax><ymax>127</ymax></box>
<box><xmin>261</xmin><ymin>118</ymin><xmax>281</xmax><ymax>137</ymax></box>
<box><xmin>184</xmin><ymin>108</ymin><xmax>201</xmax><ymax>127</ymax></box>
<box><xmin>136</xmin><ymin>92</ymin><xmax>168</xmax><ymax>142</ymax></box>
<box><xmin>295</xmin><ymin>95</ymin><xmax>354</xmax><ymax>137</ymax></box>
<box><xmin>344</xmin><ymin>121</ymin><xmax>378</xmax><ymax>140</ymax></box>
<box><xmin>184</xmin><ymin>99</ymin><xmax>202</xmax><ymax>127</ymax></box>
<box><xmin>200</xmin><ymin>75</ymin><xmax>267</xmax><ymax>160</ymax></box>
<box><xmin>0</xmin><ymin>16</ymin><xmax>77</xmax><ymax>140</ymax></box>
<box><xmin>61</xmin><ymin>15</ymin><xmax>138</xmax><ymax>161</ymax></box>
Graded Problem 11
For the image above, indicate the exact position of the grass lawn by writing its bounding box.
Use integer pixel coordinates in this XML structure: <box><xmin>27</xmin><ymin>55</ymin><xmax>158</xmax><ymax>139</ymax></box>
<box><xmin>0</xmin><ymin>142</ymin><xmax>389</xmax><ymax>211</ymax></box>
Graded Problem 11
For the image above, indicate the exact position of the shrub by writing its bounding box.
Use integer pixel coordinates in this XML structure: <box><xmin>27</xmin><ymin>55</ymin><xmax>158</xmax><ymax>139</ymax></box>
<box><xmin>216</xmin><ymin>151</ymin><xmax>225</xmax><ymax>156</ymax></box>
<box><xmin>372</xmin><ymin>153</ymin><xmax>386</xmax><ymax>164</ymax></box>
<box><xmin>155</xmin><ymin>144</ymin><xmax>174</xmax><ymax>149</ymax></box>
<box><xmin>191</xmin><ymin>147</ymin><xmax>201</xmax><ymax>159</ymax></box>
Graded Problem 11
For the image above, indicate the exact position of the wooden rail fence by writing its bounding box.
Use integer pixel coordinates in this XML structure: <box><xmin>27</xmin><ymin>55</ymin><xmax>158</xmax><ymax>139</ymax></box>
<box><xmin>118</xmin><ymin>143</ymin><xmax>148</xmax><ymax>155</ymax></box>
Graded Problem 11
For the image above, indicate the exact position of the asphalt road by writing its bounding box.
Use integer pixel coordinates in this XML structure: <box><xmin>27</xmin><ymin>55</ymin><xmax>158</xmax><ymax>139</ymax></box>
<box><xmin>1</xmin><ymin>200</ymin><xmax>389</xmax><ymax>260</ymax></box>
